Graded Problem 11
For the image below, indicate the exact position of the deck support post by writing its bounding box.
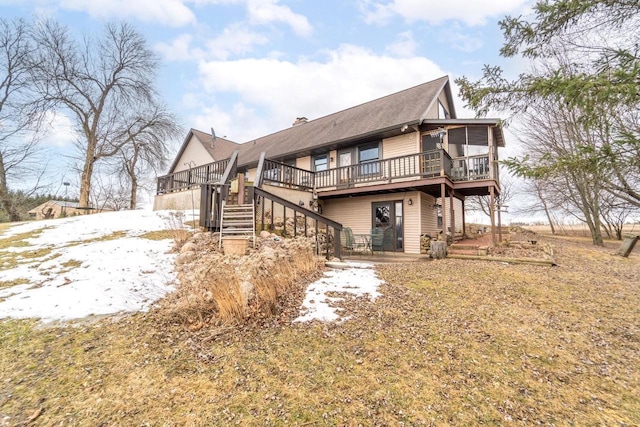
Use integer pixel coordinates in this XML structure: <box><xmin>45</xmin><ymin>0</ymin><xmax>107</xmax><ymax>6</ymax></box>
<box><xmin>489</xmin><ymin>186</ymin><xmax>497</xmax><ymax>246</ymax></box>
<box><xmin>461</xmin><ymin>197</ymin><xmax>466</xmax><ymax>237</ymax></box>
<box><xmin>440</xmin><ymin>183</ymin><xmax>447</xmax><ymax>239</ymax></box>
<box><xmin>449</xmin><ymin>188</ymin><xmax>455</xmax><ymax>239</ymax></box>
<box><xmin>497</xmin><ymin>191</ymin><xmax>503</xmax><ymax>242</ymax></box>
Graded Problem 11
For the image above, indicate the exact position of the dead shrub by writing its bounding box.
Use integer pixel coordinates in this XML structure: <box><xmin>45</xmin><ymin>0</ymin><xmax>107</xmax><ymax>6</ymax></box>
<box><xmin>157</xmin><ymin>211</ymin><xmax>191</xmax><ymax>250</ymax></box>
<box><xmin>159</xmin><ymin>237</ymin><xmax>323</xmax><ymax>328</ymax></box>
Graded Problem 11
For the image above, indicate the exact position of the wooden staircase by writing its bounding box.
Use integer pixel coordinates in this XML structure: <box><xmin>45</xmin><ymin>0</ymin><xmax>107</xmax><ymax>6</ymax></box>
<box><xmin>219</xmin><ymin>201</ymin><xmax>255</xmax><ymax>247</ymax></box>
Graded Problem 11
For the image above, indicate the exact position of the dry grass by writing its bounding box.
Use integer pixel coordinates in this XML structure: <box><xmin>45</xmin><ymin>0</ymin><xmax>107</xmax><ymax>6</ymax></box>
<box><xmin>160</xmin><ymin>246</ymin><xmax>322</xmax><ymax>326</ymax></box>
<box><xmin>138</xmin><ymin>229</ymin><xmax>176</xmax><ymax>240</ymax></box>
<box><xmin>157</xmin><ymin>211</ymin><xmax>192</xmax><ymax>249</ymax></box>
<box><xmin>0</xmin><ymin>278</ymin><xmax>29</xmax><ymax>288</ymax></box>
<box><xmin>0</xmin><ymin>236</ymin><xmax>638</xmax><ymax>425</ymax></box>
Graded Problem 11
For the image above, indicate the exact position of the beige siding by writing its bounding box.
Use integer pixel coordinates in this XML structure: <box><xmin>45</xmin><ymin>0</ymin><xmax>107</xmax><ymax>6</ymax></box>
<box><xmin>321</xmin><ymin>191</ymin><xmax>421</xmax><ymax>254</ymax></box>
<box><xmin>382</xmin><ymin>133</ymin><xmax>417</xmax><ymax>159</ymax></box>
<box><xmin>435</xmin><ymin>196</ymin><xmax>464</xmax><ymax>234</ymax></box>
<box><xmin>296</xmin><ymin>156</ymin><xmax>311</xmax><ymax>171</ymax></box>
<box><xmin>426</xmin><ymin>102</ymin><xmax>438</xmax><ymax>119</ymax></box>
<box><xmin>245</xmin><ymin>167</ymin><xmax>256</xmax><ymax>182</ymax></box>
<box><xmin>402</xmin><ymin>191</ymin><xmax>421</xmax><ymax>254</ymax></box>
<box><xmin>328</xmin><ymin>149</ymin><xmax>337</xmax><ymax>169</ymax></box>
<box><xmin>173</xmin><ymin>135</ymin><xmax>214</xmax><ymax>172</ymax></box>
<box><xmin>258</xmin><ymin>183</ymin><xmax>314</xmax><ymax>219</ymax></box>
<box><xmin>437</xmin><ymin>91</ymin><xmax>452</xmax><ymax>118</ymax></box>
<box><xmin>420</xmin><ymin>193</ymin><xmax>438</xmax><ymax>237</ymax></box>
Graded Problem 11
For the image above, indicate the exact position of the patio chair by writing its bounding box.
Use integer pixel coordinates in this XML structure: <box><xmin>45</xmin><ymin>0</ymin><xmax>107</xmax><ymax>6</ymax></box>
<box><xmin>371</xmin><ymin>228</ymin><xmax>384</xmax><ymax>252</ymax></box>
<box><xmin>341</xmin><ymin>227</ymin><xmax>357</xmax><ymax>255</ymax></box>
<box><xmin>381</xmin><ymin>227</ymin><xmax>395</xmax><ymax>252</ymax></box>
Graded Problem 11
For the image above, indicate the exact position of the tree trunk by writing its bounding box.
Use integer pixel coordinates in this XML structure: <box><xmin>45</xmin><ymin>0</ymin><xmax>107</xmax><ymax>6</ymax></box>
<box><xmin>129</xmin><ymin>175</ymin><xmax>137</xmax><ymax>210</ymax></box>
<box><xmin>78</xmin><ymin>136</ymin><xmax>98</xmax><ymax>209</ymax></box>
<box><xmin>0</xmin><ymin>157</ymin><xmax>20</xmax><ymax>222</ymax></box>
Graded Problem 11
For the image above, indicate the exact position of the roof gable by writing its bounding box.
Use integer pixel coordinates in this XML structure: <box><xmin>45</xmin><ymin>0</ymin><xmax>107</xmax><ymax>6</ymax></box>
<box><xmin>236</xmin><ymin>76</ymin><xmax>453</xmax><ymax>167</ymax></box>
<box><xmin>169</xmin><ymin>128</ymin><xmax>239</xmax><ymax>173</ymax></box>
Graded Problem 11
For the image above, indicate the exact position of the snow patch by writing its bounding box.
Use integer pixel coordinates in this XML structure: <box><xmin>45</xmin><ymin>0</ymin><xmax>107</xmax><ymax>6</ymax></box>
<box><xmin>294</xmin><ymin>261</ymin><xmax>383</xmax><ymax>323</ymax></box>
<box><xmin>0</xmin><ymin>209</ymin><xmax>183</xmax><ymax>323</ymax></box>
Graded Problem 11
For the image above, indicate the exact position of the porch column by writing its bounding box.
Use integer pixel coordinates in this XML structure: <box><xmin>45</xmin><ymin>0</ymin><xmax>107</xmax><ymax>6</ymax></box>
<box><xmin>440</xmin><ymin>183</ymin><xmax>447</xmax><ymax>238</ymax></box>
<box><xmin>489</xmin><ymin>186</ymin><xmax>497</xmax><ymax>246</ymax></box>
<box><xmin>449</xmin><ymin>188</ymin><xmax>455</xmax><ymax>237</ymax></box>
<box><xmin>497</xmin><ymin>191</ymin><xmax>503</xmax><ymax>242</ymax></box>
<box><xmin>461</xmin><ymin>197</ymin><xmax>466</xmax><ymax>236</ymax></box>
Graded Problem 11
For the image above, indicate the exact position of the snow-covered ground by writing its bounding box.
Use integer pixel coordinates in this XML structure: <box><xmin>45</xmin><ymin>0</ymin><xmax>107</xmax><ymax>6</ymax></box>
<box><xmin>0</xmin><ymin>210</ymin><xmax>183</xmax><ymax>323</ymax></box>
<box><xmin>295</xmin><ymin>262</ymin><xmax>383</xmax><ymax>323</ymax></box>
<box><xmin>0</xmin><ymin>210</ymin><xmax>384</xmax><ymax>324</ymax></box>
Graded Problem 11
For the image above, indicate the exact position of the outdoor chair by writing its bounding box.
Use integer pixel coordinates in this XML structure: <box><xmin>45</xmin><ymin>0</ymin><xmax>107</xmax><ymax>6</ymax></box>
<box><xmin>341</xmin><ymin>227</ymin><xmax>357</xmax><ymax>256</ymax></box>
<box><xmin>341</xmin><ymin>227</ymin><xmax>368</xmax><ymax>256</ymax></box>
<box><xmin>371</xmin><ymin>228</ymin><xmax>384</xmax><ymax>252</ymax></box>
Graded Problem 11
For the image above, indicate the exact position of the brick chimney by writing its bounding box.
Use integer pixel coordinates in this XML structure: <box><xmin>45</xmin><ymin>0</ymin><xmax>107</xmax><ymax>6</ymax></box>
<box><xmin>292</xmin><ymin>117</ymin><xmax>308</xmax><ymax>126</ymax></box>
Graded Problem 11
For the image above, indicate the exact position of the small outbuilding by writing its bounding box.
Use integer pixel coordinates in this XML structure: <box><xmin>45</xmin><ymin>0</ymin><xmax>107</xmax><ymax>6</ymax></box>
<box><xmin>28</xmin><ymin>200</ymin><xmax>82</xmax><ymax>220</ymax></box>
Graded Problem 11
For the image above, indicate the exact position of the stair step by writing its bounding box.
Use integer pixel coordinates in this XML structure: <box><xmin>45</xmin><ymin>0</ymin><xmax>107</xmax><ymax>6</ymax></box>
<box><xmin>448</xmin><ymin>249</ymin><xmax>481</xmax><ymax>256</ymax></box>
<box><xmin>450</xmin><ymin>244</ymin><xmax>480</xmax><ymax>250</ymax></box>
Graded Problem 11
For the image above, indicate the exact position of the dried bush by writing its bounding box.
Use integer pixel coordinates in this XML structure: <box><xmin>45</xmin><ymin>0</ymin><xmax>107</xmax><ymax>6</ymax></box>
<box><xmin>159</xmin><ymin>235</ymin><xmax>323</xmax><ymax>328</ymax></box>
<box><xmin>157</xmin><ymin>211</ymin><xmax>191</xmax><ymax>250</ymax></box>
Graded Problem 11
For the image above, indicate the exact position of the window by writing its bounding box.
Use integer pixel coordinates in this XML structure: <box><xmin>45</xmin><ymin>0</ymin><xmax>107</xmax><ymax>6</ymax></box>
<box><xmin>358</xmin><ymin>142</ymin><xmax>380</xmax><ymax>175</ymax></box>
<box><xmin>438</xmin><ymin>100</ymin><xmax>449</xmax><ymax>119</ymax></box>
<box><xmin>313</xmin><ymin>154</ymin><xmax>328</xmax><ymax>172</ymax></box>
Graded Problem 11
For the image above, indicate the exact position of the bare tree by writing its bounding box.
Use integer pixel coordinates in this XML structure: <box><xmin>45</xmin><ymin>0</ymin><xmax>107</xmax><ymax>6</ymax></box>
<box><xmin>600</xmin><ymin>192</ymin><xmax>638</xmax><ymax>240</ymax></box>
<box><xmin>30</xmin><ymin>21</ymin><xmax>158</xmax><ymax>208</ymax></box>
<box><xmin>507</xmin><ymin>97</ymin><xmax>609</xmax><ymax>245</ymax></box>
<box><xmin>466</xmin><ymin>172</ymin><xmax>514</xmax><ymax>218</ymax></box>
<box><xmin>0</xmin><ymin>18</ymin><xmax>51</xmax><ymax>222</ymax></box>
<box><xmin>114</xmin><ymin>103</ymin><xmax>181</xmax><ymax>209</ymax></box>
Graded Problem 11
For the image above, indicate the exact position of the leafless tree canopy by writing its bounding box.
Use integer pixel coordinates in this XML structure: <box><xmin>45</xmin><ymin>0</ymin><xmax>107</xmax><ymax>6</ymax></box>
<box><xmin>0</xmin><ymin>18</ymin><xmax>46</xmax><ymax>221</ymax></box>
<box><xmin>113</xmin><ymin>103</ymin><xmax>181</xmax><ymax>209</ymax></box>
<box><xmin>30</xmin><ymin>21</ymin><xmax>162</xmax><ymax>208</ymax></box>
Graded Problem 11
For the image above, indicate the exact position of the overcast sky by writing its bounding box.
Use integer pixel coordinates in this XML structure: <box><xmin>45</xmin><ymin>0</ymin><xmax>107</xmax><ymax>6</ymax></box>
<box><xmin>2</xmin><ymin>0</ymin><xmax>533</xmax><ymax>218</ymax></box>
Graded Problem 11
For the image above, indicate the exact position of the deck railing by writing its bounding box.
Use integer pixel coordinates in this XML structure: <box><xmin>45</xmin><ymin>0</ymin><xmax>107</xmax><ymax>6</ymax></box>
<box><xmin>260</xmin><ymin>159</ymin><xmax>315</xmax><ymax>190</ymax></box>
<box><xmin>157</xmin><ymin>158</ymin><xmax>230</xmax><ymax>194</ymax></box>
<box><xmin>450</xmin><ymin>154</ymin><xmax>491</xmax><ymax>181</ymax></box>
<box><xmin>199</xmin><ymin>151</ymin><xmax>239</xmax><ymax>230</ymax></box>
<box><xmin>315</xmin><ymin>149</ymin><xmax>454</xmax><ymax>189</ymax></box>
<box><xmin>253</xmin><ymin>186</ymin><xmax>342</xmax><ymax>259</ymax></box>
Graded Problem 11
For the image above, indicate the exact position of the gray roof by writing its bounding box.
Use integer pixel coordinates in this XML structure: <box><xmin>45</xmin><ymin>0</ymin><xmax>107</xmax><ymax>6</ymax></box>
<box><xmin>236</xmin><ymin>76</ymin><xmax>454</xmax><ymax>167</ymax></box>
<box><xmin>169</xmin><ymin>128</ymin><xmax>239</xmax><ymax>172</ymax></box>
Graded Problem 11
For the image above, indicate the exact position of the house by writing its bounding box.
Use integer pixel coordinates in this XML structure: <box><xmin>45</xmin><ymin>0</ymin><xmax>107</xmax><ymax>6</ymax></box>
<box><xmin>154</xmin><ymin>76</ymin><xmax>505</xmax><ymax>257</ymax></box>
<box><xmin>28</xmin><ymin>200</ymin><xmax>82</xmax><ymax>220</ymax></box>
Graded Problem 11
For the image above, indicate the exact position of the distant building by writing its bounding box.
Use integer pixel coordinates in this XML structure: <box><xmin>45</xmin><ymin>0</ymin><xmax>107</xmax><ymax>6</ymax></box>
<box><xmin>28</xmin><ymin>200</ymin><xmax>83</xmax><ymax>220</ymax></box>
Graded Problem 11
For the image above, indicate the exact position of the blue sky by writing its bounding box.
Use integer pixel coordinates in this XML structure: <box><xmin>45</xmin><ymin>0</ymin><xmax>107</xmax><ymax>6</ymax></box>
<box><xmin>1</xmin><ymin>0</ymin><xmax>531</xmax><ymax>207</ymax></box>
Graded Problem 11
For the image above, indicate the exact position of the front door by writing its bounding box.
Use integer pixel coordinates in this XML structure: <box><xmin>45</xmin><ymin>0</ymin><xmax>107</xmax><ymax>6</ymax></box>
<box><xmin>371</xmin><ymin>201</ymin><xmax>404</xmax><ymax>251</ymax></box>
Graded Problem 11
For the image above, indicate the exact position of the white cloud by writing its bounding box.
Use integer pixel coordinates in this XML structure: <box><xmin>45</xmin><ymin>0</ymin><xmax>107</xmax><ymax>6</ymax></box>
<box><xmin>385</xmin><ymin>31</ymin><xmax>418</xmax><ymax>57</ymax></box>
<box><xmin>194</xmin><ymin>44</ymin><xmax>447</xmax><ymax>142</ymax></box>
<box><xmin>206</xmin><ymin>23</ymin><xmax>270</xmax><ymax>59</ymax></box>
<box><xmin>442</xmin><ymin>27</ymin><xmax>484</xmax><ymax>53</ymax></box>
<box><xmin>155</xmin><ymin>34</ymin><xmax>204</xmax><ymax>61</ymax></box>
<box><xmin>42</xmin><ymin>111</ymin><xmax>77</xmax><ymax>147</ymax></box>
<box><xmin>361</xmin><ymin>0</ymin><xmax>530</xmax><ymax>26</ymax></box>
<box><xmin>246</xmin><ymin>0</ymin><xmax>313</xmax><ymax>36</ymax></box>
<box><xmin>59</xmin><ymin>0</ymin><xmax>196</xmax><ymax>27</ymax></box>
